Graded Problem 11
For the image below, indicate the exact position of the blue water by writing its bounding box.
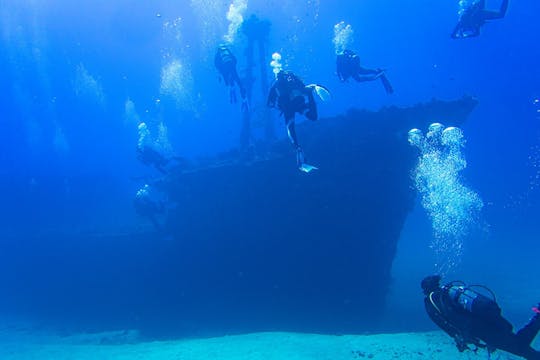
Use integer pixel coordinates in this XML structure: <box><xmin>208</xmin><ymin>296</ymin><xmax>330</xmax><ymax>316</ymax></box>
<box><xmin>1</xmin><ymin>0</ymin><xmax>539</xmax><ymax>341</ymax></box>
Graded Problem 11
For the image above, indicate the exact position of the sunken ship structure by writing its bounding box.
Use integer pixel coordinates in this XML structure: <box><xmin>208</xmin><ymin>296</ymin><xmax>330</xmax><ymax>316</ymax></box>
<box><xmin>0</xmin><ymin>97</ymin><xmax>477</xmax><ymax>337</ymax></box>
<box><xmin>156</xmin><ymin>96</ymin><xmax>478</xmax><ymax>335</ymax></box>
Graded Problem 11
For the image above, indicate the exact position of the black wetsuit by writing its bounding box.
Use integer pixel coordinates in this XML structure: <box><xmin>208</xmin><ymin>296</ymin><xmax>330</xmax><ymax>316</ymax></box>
<box><xmin>267</xmin><ymin>71</ymin><xmax>317</xmax><ymax>150</ymax></box>
<box><xmin>336</xmin><ymin>50</ymin><xmax>393</xmax><ymax>94</ymax></box>
<box><xmin>134</xmin><ymin>195</ymin><xmax>165</xmax><ymax>232</ymax></box>
<box><xmin>452</xmin><ymin>0</ymin><xmax>509</xmax><ymax>38</ymax></box>
<box><xmin>137</xmin><ymin>146</ymin><xmax>169</xmax><ymax>174</ymax></box>
<box><xmin>214</xmin><ymin>44</ymin><xmax>246</xmax><ymax>103</ymax></box>
<box><xmin>425</xmin><ymin>285</ymin><xmax>540</xmax><ymax>359</ymax></box>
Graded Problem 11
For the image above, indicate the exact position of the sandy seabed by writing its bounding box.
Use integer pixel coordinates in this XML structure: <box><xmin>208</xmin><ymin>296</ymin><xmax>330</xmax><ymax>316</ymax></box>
<box><xmin>0</xmin><ymin>329</ymin><xmax>529</xmax><ymax>360</ymax></box>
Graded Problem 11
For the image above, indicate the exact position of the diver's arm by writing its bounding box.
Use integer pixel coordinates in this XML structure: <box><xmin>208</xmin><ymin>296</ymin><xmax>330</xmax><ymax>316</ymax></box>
<box><xmin>214</xmin><ymin>51</ymin><xmax>224</xmax><ymax>76</ymax></box>
<box><xmin>425</xmin><ymin>296</ymin><xmax>464</xmax><ymax>344</ymax></box>
<box><xmin>154</xmin><ymin>164</ymin><xmax>168</xmax><ymax>175</ymax></box>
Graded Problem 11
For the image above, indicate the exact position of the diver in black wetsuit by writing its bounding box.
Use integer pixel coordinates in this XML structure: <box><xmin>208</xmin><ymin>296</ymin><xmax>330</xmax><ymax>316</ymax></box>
<box><xmin>451</xmin><ymin>0</ymin><xmax>509</xmax><ymax>39</ymax></box>
<box><xmin>214</xmin><ymin>44</ymin><xmax>247</xmax><ymax>107</ymax></box>
<box><xmin>336</xmin><ymin>50</ymin><xmax>394</xmax><ymax>95</ymax></box>
<box><xmin>267</xmin><ymin>70</ymin><xmax>328</xmax><ymax>172</ymax></box>
<box><xmin>134</xmin><ymin>184</ymin><xmax>166</xmax><ymax>232</ymax></box>
<box><xmin>422</xmin><ymin>275</ymin><xmax>540</xmax><ymax>360</ymax></box>
<box><xmin>137</xmin><ymin>145</ymin><xmax>170</xmax><ymax>174</ymax></box>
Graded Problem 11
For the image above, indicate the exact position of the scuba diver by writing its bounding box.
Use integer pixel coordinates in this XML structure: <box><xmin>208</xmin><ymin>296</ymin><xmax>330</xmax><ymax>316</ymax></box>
<box><xmin>134</xmin><ymin>184</ymin><xmax>166</xmax><ymax>232</ymax></box>
<box><xmin>451</xmin><ymin>0</ymin><xmax>509</xmax><ymax>39</ymax></box>
<box><xmin>137</xmin><ymin>144</ymin><xmax>170</xmax><ymax>174</ymax></box>
<box><xmin>336</xmin><ymin>50</ymin><xmax>394</xmax><ymax>95</ymax></box>
<box><xmin>267</xmin><ymin>70</ymin><xmax>330</xmax><ymax>172</ymax></box>
<box><xmin>136</xmin><ymin>122</ymin><xmax>185</xmax><ymax>175</ymax></box>
<box><xmin>214</xmin><ymin>43</ymin><xmax>248</xmax><ymax>109</ymax></box>
<box><xmin>422</xmin><ymin>275</ymin><xmax>540</xmax><ymax>360</ymax></box>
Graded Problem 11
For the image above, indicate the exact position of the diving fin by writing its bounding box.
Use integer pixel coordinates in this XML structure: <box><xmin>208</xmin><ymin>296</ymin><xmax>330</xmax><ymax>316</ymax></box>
<box><xmin>299</xmin><ymin>163</ymin><xmax>318</xmax><ymax>173</ymax></box>
<box><xmin>307</xmin><ymin>84</ymin><xmax>331</xmax><ymax>102</ymax></box>
<box><xmin>379</xmin><ymin>74</ymin><xmax>394</xmax><ymax>95</ymax></box>
<box><xmin>296</xmin><ymin>148</ymin><xmax>318</xmax><ymax>173</ymax></box>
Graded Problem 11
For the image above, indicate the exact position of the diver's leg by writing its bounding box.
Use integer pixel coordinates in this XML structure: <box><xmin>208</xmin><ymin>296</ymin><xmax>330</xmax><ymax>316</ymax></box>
<box><xmin>481</xmin><ymin>10</ymin><xmax>503</xmax><ymax>20</ymax></box>
<box><xmin>230</xmin><ymin>86</ymin><xmax>237</xmax><ymax>103</ymax></box>
<box><xmin>352</xmin><ymin>73</ymin><xmax>379</xmax><ymax>83</ymax></box>
<box><xmin>516</xmin><ymin>311</ymin><xmax>540</xmax><ymax>346</ymax></box>
<box><xmin>304</xmin><ymin>92</ymin><xmax>318</xmax><ymax>121</ymax></box>
<box><xmin>285</xmin><ymin>116</ymin><xmax>300</xmax><ymax>149</ymax></box>
<box><xmin>482</xmin><ymin>0</ymin><xmax>508</xmax><ymax>20</ymax></box>
<box><xmin>155</xmin><ymin>164</ymin><xmax>168</xmax><ymax>174</ymax></box>
<box><xmin>380</xmin><ymin>73</ymin><xmax>394</xmax><ymax>95</ymax></box>
<box><xmin>499</xmin><ymin>0</ymin><xmax>509</xmax><ymax>17</ymax></box>
<box><xmin>233</xmin><ymin>70</ymin><xmax>247</xmax><ymax>100</ymax></box>
<box><xmin>148</xmin><ymin>215</ymin><xmax>163</xmax><ymax>232</ymax></box>
<box><xmin>352</xmin><ymin>73</ymin><xmax>363</xmax><ymax>82</ymax></box>
<box><xmin>286</xmin><ymin>117</ymin><xmax>303</xmax><ymax>168</ymax></box>
<box><xmin>357</xmin><ymin>66</ymin><xmax>380</xmax><ymax>76</ymax></box>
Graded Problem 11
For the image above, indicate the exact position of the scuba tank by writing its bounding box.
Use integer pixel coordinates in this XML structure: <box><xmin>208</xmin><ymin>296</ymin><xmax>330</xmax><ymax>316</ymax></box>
<box><xmin>443</xmin><ymin>281</ymin><xmax>501</xmax><ymax>320</ymax></box>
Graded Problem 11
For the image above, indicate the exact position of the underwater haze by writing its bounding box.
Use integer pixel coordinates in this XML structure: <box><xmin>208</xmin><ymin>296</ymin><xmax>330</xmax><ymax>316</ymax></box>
<box><xmin>1</xmin><ymin>0</ymin><xmax>540</xmax><ymax>354</ymax></box>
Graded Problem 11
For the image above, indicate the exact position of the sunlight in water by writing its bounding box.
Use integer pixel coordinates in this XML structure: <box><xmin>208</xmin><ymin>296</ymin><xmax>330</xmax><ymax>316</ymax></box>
<box><xmin>162</xmin><ymin>17</ymin><xmax>183</xmax><ymax>45</ymax></box>
<box><xmin>409</xmin><ymin>123</ymin><xmax>483</xmax><ymax>274</ymax></box>
<box><xmin>53</xmin><ymin>125</ymin><xmax>69</xmax><ymax>154</ymax></box>
<box><xmin>190</xmin><ymin>0</ymin><xmax>226</xmax><ymax>52</ymax></box>
<box><xmin>160</xmin><ymin>59</ymin><xmax>193</xmax><ymax>109</ymax></box>
<box><xmin>333</xmin><ymin>21</ymin><xmax>354</xmax><ymax>55</ymax></box>
<box><xmin>124</xmin><ymin>98</ymin><xmax>140</xmax><ymax>126</ymax></box>
<box><xmin>73</xmin><ymin>63</ymin><xmax>105</xmax><ymax>106</ymax></box>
